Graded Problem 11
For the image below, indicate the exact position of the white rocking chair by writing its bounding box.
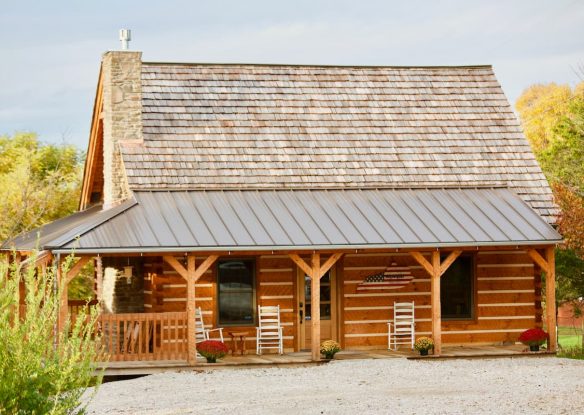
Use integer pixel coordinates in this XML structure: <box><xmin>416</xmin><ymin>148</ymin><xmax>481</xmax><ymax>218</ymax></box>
<box><xmin>387</xmin><ymin>301</ymin><xmax>415</xmax><ymax>350</ymax></box>
<box><xmin>256</xmin><ymin>305</ymin><xmax>283</xmax><ymax>354</ymax></box>
<box><xmin>195</xmin><ymin>307</ymin><xmax>224</xmax><ymax>343</ymax></box>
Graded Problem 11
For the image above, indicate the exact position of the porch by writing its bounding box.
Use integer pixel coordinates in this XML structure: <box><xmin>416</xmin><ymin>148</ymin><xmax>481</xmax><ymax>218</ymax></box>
<box><xmin>99</xmin><ymin>344</ymin><xmax>550</xmax><ymax>376</ymax></box>
<box><xmin>4</xmin><ymin>187</ymin><xmax>562</xmax><ymax>368</ymax></box>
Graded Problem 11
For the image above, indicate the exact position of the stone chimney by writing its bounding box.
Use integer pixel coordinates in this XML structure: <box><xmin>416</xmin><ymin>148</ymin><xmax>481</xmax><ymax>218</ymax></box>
<box><xmin>100</xmin><ymin>51</ymin><xmax>143</xmax><ymax>207</ymax></box>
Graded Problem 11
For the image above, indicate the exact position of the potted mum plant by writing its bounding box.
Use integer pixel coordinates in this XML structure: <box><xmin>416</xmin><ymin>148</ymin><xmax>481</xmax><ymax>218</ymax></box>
<box><xmin>197</xmin><ymin>340</ymin><xmax>229</xmax><ymax>363</ymax></box>
<box><xmin>414</xmin><ymin>337</ymin><xmax>434</xmax><ymax>356</ymax></box>
<box><xmin>518</xmin><ymin>328</ymin><xmax>548</xmax><ymax>352</ymax></box>
<box><xmin>320</xmin><ymin>340</ymin><xmax>341</xmax><ymax>359</ymax></box>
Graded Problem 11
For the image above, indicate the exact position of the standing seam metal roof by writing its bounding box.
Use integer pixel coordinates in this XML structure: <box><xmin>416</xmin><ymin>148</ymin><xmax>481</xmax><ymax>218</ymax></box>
<box><xmin>3</xmin><ymin>188</ymin><xmax>560</xmax><ymax>253</ymax></box>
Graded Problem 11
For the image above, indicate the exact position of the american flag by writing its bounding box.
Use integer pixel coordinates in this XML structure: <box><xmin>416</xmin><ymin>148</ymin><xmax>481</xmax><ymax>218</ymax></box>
<box><xmin>357</xmin><ymin>262</ymin><xmax>413</xmax><ymax>291</ymax></box>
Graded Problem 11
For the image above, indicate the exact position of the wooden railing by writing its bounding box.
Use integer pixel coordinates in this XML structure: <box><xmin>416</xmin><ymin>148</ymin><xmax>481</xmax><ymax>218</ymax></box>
<box><xmin>68</xmin><ymin>299</ymin><xmax>98</xmax><ymax>316</ymax></box>
<box><xmin>97</xmin><ymin>312</ymin><xmax>188</xmax><ymax>361</ymax></box>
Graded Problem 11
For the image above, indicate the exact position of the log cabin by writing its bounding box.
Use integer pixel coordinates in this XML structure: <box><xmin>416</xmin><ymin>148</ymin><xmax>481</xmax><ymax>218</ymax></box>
<box><xmin>1</xmin><ymin>50</ymin><xmax>562</xmax><ymax>365</ymax></box>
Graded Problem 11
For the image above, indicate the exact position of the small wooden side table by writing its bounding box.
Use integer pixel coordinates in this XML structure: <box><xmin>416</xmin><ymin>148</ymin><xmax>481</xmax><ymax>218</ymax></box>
<box><xmin>228</xmin><ymin>331</ymin><xmax>249</xmax><ymax>356</ymax></box>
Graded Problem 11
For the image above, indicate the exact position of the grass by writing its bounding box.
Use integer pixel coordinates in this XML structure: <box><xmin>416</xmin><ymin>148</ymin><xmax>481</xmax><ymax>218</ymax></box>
<box><xmin>558</xmin><ymin>326</ymin><xmax>584</xmax><ymax>359</ymax></box>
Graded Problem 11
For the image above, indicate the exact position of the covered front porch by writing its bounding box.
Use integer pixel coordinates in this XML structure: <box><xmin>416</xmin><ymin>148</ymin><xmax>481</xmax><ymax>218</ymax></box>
<box><xmin>3</xmin><ymin>187</ymin><xmax>562</xmax><ymax>368</ymax></box>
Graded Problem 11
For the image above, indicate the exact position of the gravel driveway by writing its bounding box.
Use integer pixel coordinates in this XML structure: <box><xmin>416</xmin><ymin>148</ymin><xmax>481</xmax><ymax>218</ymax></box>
<box><xmin>85</xmin><ymin>357</ymin><xmax>584</xmax><ymax>414</ymax></box>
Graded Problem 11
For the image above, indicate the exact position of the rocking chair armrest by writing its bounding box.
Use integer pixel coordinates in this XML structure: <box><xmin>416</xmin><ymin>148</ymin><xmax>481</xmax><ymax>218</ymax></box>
<box><xmin>205</xmin><ymin>328</ymin><xmax>223</xmax><ymax>334</ymax></box>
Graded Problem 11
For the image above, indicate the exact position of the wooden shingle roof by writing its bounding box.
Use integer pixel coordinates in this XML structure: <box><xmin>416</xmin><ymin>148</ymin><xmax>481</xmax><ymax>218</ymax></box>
<box><xmin>120</xmin><ymin>63</ymin><xmax>556</xmax><ymax>222</ymax></box>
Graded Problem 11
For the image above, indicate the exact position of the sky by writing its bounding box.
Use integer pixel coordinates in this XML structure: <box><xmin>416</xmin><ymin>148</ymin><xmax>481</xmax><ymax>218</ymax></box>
<box><xmin>0</xmin><ymin>0</ymin><xmax>583</xmax><ymax>149</ymax></box>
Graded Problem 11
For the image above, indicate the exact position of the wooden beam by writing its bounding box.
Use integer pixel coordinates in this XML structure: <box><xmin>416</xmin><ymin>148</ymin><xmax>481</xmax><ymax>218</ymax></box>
<box><xmin>288</xmin><ymin>254</ymin><xmax>313</xmax><ymax>277</ymax></box>
<box><xmin>187</xmin><ymin>255</ymin><xmax>197</xmax><ymax>365</ymax></box>
<box><xmin>431</xmin><ymin>251</ymin><xmax>442</xmax><ymax>355</ymax></box>
<box><xmin>185</xmin><ymin>254</ymin><xmax>219</xmax><ymax>365</ymax></box>
<box><xmin>528</xmin><ymin>249</ymin><xmax>549</xmax><ymax>274</ymax></box>
<box><xmin>439</xmin><ymin>250</ymin><xmax>462</xmax><ymax>277</ymax></box>
<box><xmin>192</xmin><ymin>255</ymin><xmax>219</xmax><ymax>282</ymax></box>
<box><xmin>19</xmin><ymin>250</ymin><xmax>52</xmax><ymax>271</ymax></box>
<box><xmin>163</xmin><ymin>256</ymin><xmax>188</xmax><ymax>281</ymax></box>
<box><xmin>66</xmin><ymin>256</ymin><xmax>91</xmax><ymax>284</ymax></box>
<box><xmin>310</xmin><ymin>252</ymin><xmax>321</xmax><ymax>361</ymax></box>
<box><xmin>410</xmin><ymin>251</ymin><xmax>433</xmax><ymax>277</ymax></box>
<box><xmin>57</xmin><ymin>257</ymin><xmax>67</xmax><ymax>336</ymax></box>
<box><xmin>319</xmin><ymin>253</ymin><xmax>343</xmax><ymax>278</ymax></box>
<box><xmin>545</xmin><ymin>247</ymin><xmax>557</xmax><ymax>352</ymax></box>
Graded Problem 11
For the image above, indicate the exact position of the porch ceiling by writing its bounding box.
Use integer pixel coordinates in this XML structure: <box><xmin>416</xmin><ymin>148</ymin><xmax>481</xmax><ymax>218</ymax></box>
<box><xmin>2</xmin><ymin>188</ymin><xmax>562</xmax><ymax>254</ymax></box>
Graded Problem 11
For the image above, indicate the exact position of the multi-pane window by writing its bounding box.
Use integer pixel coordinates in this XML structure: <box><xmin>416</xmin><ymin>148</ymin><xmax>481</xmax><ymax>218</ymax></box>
<box><xmin>217</xmin><ymin>260</ymin><xmax>255</xmax><ymax>325</ymax></box>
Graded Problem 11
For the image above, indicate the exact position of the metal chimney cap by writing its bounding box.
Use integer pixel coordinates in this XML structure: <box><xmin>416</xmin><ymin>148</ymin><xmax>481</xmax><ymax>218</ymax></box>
<box><xmin>119</xmin><ymin>29</ymin><xmax>131</xmax><ymax>50</ymax></box>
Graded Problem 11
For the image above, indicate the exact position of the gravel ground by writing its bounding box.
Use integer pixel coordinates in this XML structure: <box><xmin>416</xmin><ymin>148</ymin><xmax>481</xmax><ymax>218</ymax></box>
<box><xmin>85</xmin><ymin>357</ymin><xmax>584</xmax><ymax>414</ymax></box>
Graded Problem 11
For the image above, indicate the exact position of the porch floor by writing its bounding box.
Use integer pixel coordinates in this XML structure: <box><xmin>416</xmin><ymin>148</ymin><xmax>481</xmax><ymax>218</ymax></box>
<box><xmin>99</xmin><ymin>344</ymin><xmax>553</xmax><ymax>376</ymax></box>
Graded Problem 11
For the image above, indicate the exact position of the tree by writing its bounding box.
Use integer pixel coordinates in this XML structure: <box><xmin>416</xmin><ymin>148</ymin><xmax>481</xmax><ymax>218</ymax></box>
<box><xmin>0</xmin><ymin>254</ymin><xmax>103</xmax><ymax>414</ymax></box>
<box><xmin>515</xmin><ymin>83</ymin><xmax>573</xmax><ymax>153</ymax></box>
<box><xmin>0</xmin><ymin>132</ymin><xmax>93</xmax><ymax>300</ymax></box>
<box><xmin>0</xmin><ymin>132</ymin><xmax>82</xmax><ymax>242</ymax></box>
<box><xmin>517</xmin><ymin>82</ymin><xmax>584</xmax><ymax>347</ymax></box>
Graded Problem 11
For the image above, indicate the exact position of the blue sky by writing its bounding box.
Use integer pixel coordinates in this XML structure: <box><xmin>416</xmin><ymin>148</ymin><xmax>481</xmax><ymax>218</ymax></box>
<box><xmin>1</xmin><ymin>0</ymin><xmax>583</xmax><ymax>148</ymax></box>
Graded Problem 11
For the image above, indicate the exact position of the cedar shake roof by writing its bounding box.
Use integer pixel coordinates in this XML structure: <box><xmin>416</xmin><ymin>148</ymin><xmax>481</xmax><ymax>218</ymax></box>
<box><xmin>119</xmin><ymin>63</ymin><xmax>556</xmax><ymax>222</ymax></box>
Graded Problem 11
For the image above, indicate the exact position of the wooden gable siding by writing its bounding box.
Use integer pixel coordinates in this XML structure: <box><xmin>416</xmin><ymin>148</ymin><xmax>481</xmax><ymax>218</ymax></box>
<box><xmin>142</xmin><ymin>255</ymin><xmax>297</xmax><ymax>352</ymax></box>
<box><xmin>341</xmin><ymin>250</ymin><xmax>540</xmax><ymax>349</ymax></box>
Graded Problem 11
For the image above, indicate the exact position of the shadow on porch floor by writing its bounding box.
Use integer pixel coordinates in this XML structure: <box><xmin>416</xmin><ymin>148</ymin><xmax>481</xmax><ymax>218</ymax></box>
<box><xmin>99</xmin><ymin>344</ymin><xmax>552</xmax><ymax>376</ymax></box>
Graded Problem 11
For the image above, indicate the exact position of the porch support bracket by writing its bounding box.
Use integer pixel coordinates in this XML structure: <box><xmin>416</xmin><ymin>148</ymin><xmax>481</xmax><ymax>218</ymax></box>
<box><xmin>409</xmin><ymin>250</ymin><xmax>462</xmax><ymax>356</ymax></box>
<box><xmin>289</xmin><ymin>252</ymin><xmax>344</xmax><ymax>361</ymax></box>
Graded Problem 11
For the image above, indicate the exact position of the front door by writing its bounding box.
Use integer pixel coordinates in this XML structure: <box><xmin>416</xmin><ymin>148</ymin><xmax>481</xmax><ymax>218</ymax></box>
<box><xmin>297</xmin><ymin>269</ymin><xmax>337</xmax><ymax>350</ymax></box>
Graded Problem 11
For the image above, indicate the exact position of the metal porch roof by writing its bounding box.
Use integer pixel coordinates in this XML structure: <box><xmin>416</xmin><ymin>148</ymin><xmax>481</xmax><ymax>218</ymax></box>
<box><xmin>2</xmin><ymin>188</ymin><xmax>561</xmax><ymax>253</ymax></box>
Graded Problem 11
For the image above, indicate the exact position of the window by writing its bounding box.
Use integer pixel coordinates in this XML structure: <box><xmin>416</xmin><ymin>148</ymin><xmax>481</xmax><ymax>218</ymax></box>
<box><xmin>217</xmin><ymin>260</ymin><xmax>255</xmax><ymax>325</ymax></box>
<box><xmin>440</xmin><ymin>255</ymin><xmax>474</xmax><ymax>320</ymax></box>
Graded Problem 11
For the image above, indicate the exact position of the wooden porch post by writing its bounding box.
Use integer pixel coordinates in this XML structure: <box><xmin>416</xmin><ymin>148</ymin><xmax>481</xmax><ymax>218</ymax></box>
<box><xmin>545</xmin><ymin>247</ymin><xmax>557</xmax><ymax>352</ymax></box>
<box><xmin>310</xmin><ymin>253</ymin><xmax>321</xmax><ymax>361</ymax></box>
<box><xmin>57</xmin><ymin>255</ymin><xmax>66</xmax><ymax>335</ymax></box>
<box><xmin>59</xmin><ymin>256</ymin><xmax>92</xmax><ymax>335</ymax></box>
<box><xmin>410</xmin><ymin>250</ymin><xmax>461</xmax><ymax>356</ymax></box>
<box><xmin>164</xmin><ymin>254</ymin><xmax>218</xmax><ymax>365</ymax></box>
<box><xmin>431</xmin><ymin>251</ymin><xmax>442</xmax><ymax>355</ymax></box>
<box><xmin>187</xmin><ymin>255</ymin><xmax>197</xmax><ymax>365</ymax></box>
<box><xmin>527</xmin><ymin>247</ymin><xmax>557</xmax><ymax>352</ymax></box>
<box><xmin>289</xmin><ymin>252</ymin><xmax>343</xmax><ymax>361</ymax></box>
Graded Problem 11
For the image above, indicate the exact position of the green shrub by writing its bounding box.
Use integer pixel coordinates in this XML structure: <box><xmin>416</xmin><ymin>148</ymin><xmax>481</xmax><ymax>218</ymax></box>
<box><xmin>0</xmin><ymin>253</ymin><xmax>104</xmax><ymax>414</ymax></box>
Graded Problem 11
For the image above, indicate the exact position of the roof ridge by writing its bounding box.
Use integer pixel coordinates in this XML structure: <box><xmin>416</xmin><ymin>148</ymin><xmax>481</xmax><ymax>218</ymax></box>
<box><xmin>130</xmin><ymin>185</ymin><xmax>510</xmax><ymax>193</ymax></box>
<box><xmin>142</xmin><ymin>61</ymin><xmax>493</xmax><ymax>70</ymax></box>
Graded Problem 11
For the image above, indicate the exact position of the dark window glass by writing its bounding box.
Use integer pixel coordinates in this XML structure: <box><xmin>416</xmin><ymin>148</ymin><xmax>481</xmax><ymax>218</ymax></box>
<box><xmin>440</xmin><ymin>255</ymin><xmax>473</xmax><ymax>320</ymax></box>
<box><xmin>218</xmin><ymin>260</ymin><xmax>255</xmax><ymax>325</ymax></box>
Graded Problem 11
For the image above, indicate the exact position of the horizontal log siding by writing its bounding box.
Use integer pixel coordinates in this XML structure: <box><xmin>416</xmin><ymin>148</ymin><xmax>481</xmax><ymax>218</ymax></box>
<box><xmin>341</xmin><ymin>250</ymin><xmax>538</xmax><ymax>349</ymax></box>
<box><xmin>342</xmin><ymin>253</ymin><xmax>432</xmax><ymax>349</ymax></box>
<box><xmin>257</xmin><ymin>255</ymin><xmax>296</xmax><ymax>352</ymax></box>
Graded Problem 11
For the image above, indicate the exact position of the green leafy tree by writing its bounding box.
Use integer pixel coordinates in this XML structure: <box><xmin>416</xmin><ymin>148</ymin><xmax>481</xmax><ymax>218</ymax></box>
<box><xmin>0</xmin><ymin>132</ymin><xmax>93</xmax><ymax>300</ymax></box>
<box><xmin>0</xmin><ymin>132</ymin><xmax>82</xmax><ymax>242</ymax></box>
<box><xmin>517</xmin><ymin>83</ymin><xmax>584</xmax><ymax>349</ymax></box>
<box><xmin>0</xmin><ymin>254</ymin><xmax>103</xmax><ymax>414</ymax></box>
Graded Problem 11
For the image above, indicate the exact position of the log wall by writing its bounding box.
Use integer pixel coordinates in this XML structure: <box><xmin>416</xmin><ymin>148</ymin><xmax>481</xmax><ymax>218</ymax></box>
<box><xmin>341</xmin><ymin>250</ymin><xmax>540</xmax><ymax>349</ymax></box>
